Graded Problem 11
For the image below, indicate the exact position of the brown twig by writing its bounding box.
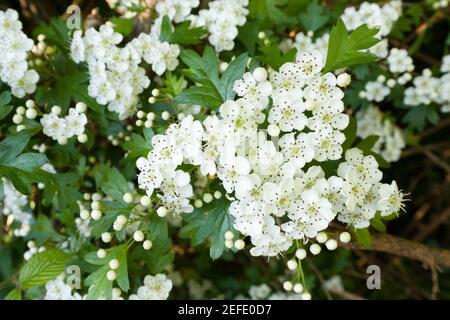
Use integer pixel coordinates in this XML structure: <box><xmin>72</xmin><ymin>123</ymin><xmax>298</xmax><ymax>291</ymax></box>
<box><xmin>414</xmin><ymin>207</ymin><xmax>450</xmax><ymax>242</ymax></box>
<box><xmin>339</xmin><ymin>234</ymin><xmax>450</xmax><ymax>269</ymax></box>
<box><xmin>327</xmin><ymin>288</ymin><xmax>366</xmax><ymax>300</ymax></box>
<box><xmin>424</xmin><ymin>150</ymin><xmax>450</xmax><ymax>174</ymax></box>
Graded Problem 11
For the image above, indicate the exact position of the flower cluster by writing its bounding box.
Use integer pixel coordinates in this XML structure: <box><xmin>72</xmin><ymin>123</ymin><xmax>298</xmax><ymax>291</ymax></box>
<box><xmin>356</xmin><ymin>105</ymin><xmax>405</xmax><ymax>162</ymax></box>
<box><xmin>129</xmin><ymin>274</ymin><xmax>173</xmax><ymax>300</ymax></box>
<box><xmin>1</xmin><ymin>178</ymin><xmax>34</xmax><ymax>237</ymax></box>
<box><xmin>129</xmin><ymin>31</ymin><xmax>180</xmax><ymax>76</ymax></box>
<box><xmin>404</xmin><ymin>59</ymin><xmax>450</xmax><ymax>113</ymax></box>
<box><xmin>70</xmin><ymin>24</ymin><xmax>151</xmax><ymax>119</ymax></box>
<box><xmin>280</xmin><ymin>32</ymin><xmax>329</xmax><ymax>63</ymax></box>
<box><xmin>387</xmin><ymin>48</ymin><xmax>414</xmax><ymax>74</ymax></box>
<box><xmin>336</xmin><ymin>148</ymin><xmax>405</xmax><ymax>228</ymax></box>
<box><xmin>136</xmin><ymin>50</ymin><xmax>405</xmax><ymax>258</ymax></box>
<box><xmin>40</xmin><ymin>103</ymin><xmax>88</xmax><ymax>145</ymax></box>
<box><xmin>341</xmin><ymin>1</ymin><xmax>402</xmax><ymax>58</ymax></box>
<box><xmin>156</xmin><ymin>0</ymin><xmax>199</xmax><ymax>23</ymax></box>
<box><xmin>189</xmin><ymin>0</ymin><xmax>248</xmax><ymax>52</ymax></box>
<box><xmin>0</xmin><ymin>9</ymin><xmax>39</xmax><ymax>98</ymax></box>
<box><xmin>44</xmin><ymin>275</ymin><xmax>82</xmax><ymax>300</ymax></box>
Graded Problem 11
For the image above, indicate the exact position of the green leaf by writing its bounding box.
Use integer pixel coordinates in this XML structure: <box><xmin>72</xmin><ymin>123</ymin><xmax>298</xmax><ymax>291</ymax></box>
<box><xmin>356</xmin><ymin>135</ymin><xmax>379</xmax><ymax>153</ymax></box>
<box><xmin>85</xmin><ymin>245</ymin><xmax>129</xmax><ymax>299</ymax></box>
<box><xmin>402</xmin><ymin>105</ymin><xmax>428</xmax><ymax>131</ymax></box>
<box><xmin>237</xmin><ymin>22</ymin><xmax>260</xmax><ymax>54</ymax></box>
<box><xmin>341</xmin><ymin>117</ymin><xmax>357</xmax><ymax>151</ymax></box>
<box><xmin>180</xmin><ymin>198</ymin><xmax>234</xmax><ymax>260</ymax></box>
<box><xmin>0</xmin><ymin>91</ymin><xmax>11</xmax><ymax>106</ymax></box>
<box><xmin>0</xmin><ymin>105</ymin><xmax>13</xmax><ymax>121</ymax></box>
<box><xmin>323</xmin><ymin>20</ymin><xmax>380</xmax><ymax>73</ymax></box>
<box><xmin>258</xmin><ymin>45</ymin><xmax>297</xmax><ymax>71</ymax></box>
<box><xmin>299</xmin><ymin>0</ymin><xmax>329</xmax><ymax>32</ymax></box>
<box><xmin>122</xmin><ymin>133</ymin><xmax>151</xmax><ymax>160</ymax></box>
<box><xmin>19</xmin><ymin>249</ymin><xmax>72</xmax><ymax>288</ymax></box>
<box><xmin>5</xmin><ymin>153</ymin><xmax>48</xmax><ymax>172</ymax></box>
<box><xmin>100</xmin><ymin>167</ymin><xmax>132</xmax><ymax>202</ymax></box>
<box><xmin>249</xmin><ymin>0</ymin><xmax>296</xmax><ymax>26</ymax></box>
<box><xmin>353</xmin><ymin>228</ymin><xmax>371</xmax><ymax>248</ymax></box>
<box><xmin>0</xmin><ymin>131</ymin><xmax>30</xmax><ymax>164</ymax></box>
<box><xmin>218</xmin><ymin>53</ymin><xmax>249</xmax><ymax>101</ymax></box>
<box><xmin>33</xmin><ymin>18</ymin><xmax>70</xmax><ymax>53</ymax></box>
<box><xmin>174</xmin><ymin>85</ymin><xmax>223</xmax><ymax>109</ymax></box>
<box><xmin>162</xmin><ymin>17</ymin><xmax>207</xmax><ymax>45</ymax></box>
<box><xmin>110</xmin><ymin>17</ymin><xmax>134</xmax><ymax>36</ymax></box>
<box><xmin>147</xmin><ymin>215</ymin><xmax>174</xmax><ymax>273</ymax></box>
<box><xmin>5</xmin><ymin>288</ymin><xmax>22</xmax><ymax>300</ymax></box>
<box><xmin>370</xmin><ymin>213</ymin><xmax>387</xmax><ymax>233</ymax></box>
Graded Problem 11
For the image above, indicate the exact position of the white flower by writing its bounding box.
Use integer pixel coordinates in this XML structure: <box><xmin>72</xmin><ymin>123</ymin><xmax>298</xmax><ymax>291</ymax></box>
<box><xmin>233</xmin><ymin>71</ymin><xmax>272</xmax><ymax>105</ymax></box>
<box><xmin>387</xmin><ymin>48</ymin><xmax>414</xmax><ymax>74</ymax></box>
<box><xmin>268</xmin><ymin>93</ymin><xmax>307</xmax><ymax>132</ymax></box>
<box><xmin>129</xmin><ymin>274</ymin><xmax>173</xmax><ymax>300</ymax></box>
<box><xmin>307</xmin><ymin>100</ymin><xmax>349</xmax><ymax>131</ymax></box>
<box><xmin>282</xmin><ymin>189</ymin><xmax>334</xmax><ymax>239</ymax></box>
<box><xmin>377</xmin><ymin>181</ymin><xmax>406</xmax><ymax>216</ymax></box>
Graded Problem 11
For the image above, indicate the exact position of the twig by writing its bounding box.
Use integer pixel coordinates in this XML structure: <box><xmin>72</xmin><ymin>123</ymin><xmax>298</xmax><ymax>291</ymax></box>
<box><xmin>424</xmin><ymin>150</ymin><xmax>450</xmax><ymax>174</ymax></box>
<box><xmin>327</xmin><ymin>288</ymin><xmax>365</xmax><ymax>300</ymax></box>
<box><xmin>339</xmin><ymin>233</ymin><xmax>450</xmax><ymax>269</ymax></box>
<box><xmin>306</xmin><ymin>260</ymin><xmax>333</xmax><ymax>300</ymax></box>
<box><xmin>414</xmin><ymin>207</ymin><xmax>450</xmax><ymax>242</ymax></box>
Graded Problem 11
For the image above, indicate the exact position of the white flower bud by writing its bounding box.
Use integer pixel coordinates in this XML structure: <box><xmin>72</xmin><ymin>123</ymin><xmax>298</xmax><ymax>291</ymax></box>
<box><xmin>109</xmin><ymin>259</ymin><xmax>119</xmax><ymax>270</ymax></box>
<box><xmin>161</xmin><ymin>111</ymin><xmax>170</xmax><ymax>120</ymax></box>
<box><xmin>234</xmin><ymin>239</ymin><xmax>245</xmax><ymax>250</ymax></box>
<box><xmin>309</xmin><ymin>243</ymin><xmax>321</xmax><ymax>255</ymax></box>
<box><xmin>337</xmin><ymin>72</ymin><xmax>351</xmax><ymax>87</ymax></box>
<box><xmin>325</xmin><ymin>239</ymin><xmax>338</xmax><ymax>251</ymax></box>
<box><xmin>143</xmin><ymin>240</ymin><xmax>153</xmax><ymax>250</ymax></box>
<box><xmin>295</xmin><ymin>248</ymin><xmax>307</xmax><ymax>260</ymax></box>
<box><xmin>140</xmin><ymin>196</ymin><xmax>151</xmax><ymax>206</ymax></box>
<box><xmin>25</xmin><ymin>99</ymin><xmax>35</xmax><ymax>109</ymax></box>
<box><xmin>316</xmin><ymin>232</ymin><xmax>327</xmax><ymax>243</ymax></box>
<box><xmin>287</xmin><ymin>259</ymin><xmax>298</xmax><ymax>270</ymax></box>
<box><xmin>77</xmin><ymin>133</ymin><xmax>88</xmax><ymax>143</ymax></box>
<box><xmin>25</xmin><ymin>108</ymin><xmax>37</xmax><ymax>119</ymax></box>
<box><xmin>90</xmin><ymin>209</ymin><xmax>102</xmax><ymax>220</ymax></box>
<box><xmin>101</xmin><ymin>232</ymin><xmax>112</xmax><ymax>243</ymax></box>
<box><xmin>213</xmin><ymin>191</ymin><xmax>222</xmax><ymax>199</ymax></box>
<box><xmin>80</xmin><ymin>210</ymin><xmax>90</xmax><ymax>220</ymax></box>
<box><xmin>203</xmin><ymin>193</ymin><xmax>213</xmax><ymax>203</ymax></box>
<box><xmin>157</xmin><ymin>206</ymin><xmax>168</xmax><ymax>217</ymax></box>
<box><xmin>75</xmin><ymin>102</ymin><xmax>87</xmax><ymax>113</ymax></box>
<box><xmin>133</xmin><ymin>230</ymin><xmax>144</xmax><ymax>242</ymax></box>
<box><xmin>51</xmin><ymin>105</ymin><xmax>61</xmax><ymax>115</ymax></box>
<box><xmin>151</xmin><ymin>89</ymin><xmax>160</xmax><ymax>97</ymax></box>
<box><xmin>293</xmin><ymin>283</ymin><xmax>303</xmax><ymax>293</ymax></box>
<box><xmin>137</xmin><ymin>110</ymin><xmax>145</xmax><ymax>119</ymax></box>
<box><xmin>339</xmin><ymin>231</ymin><xmax>351</xmax><ymax>243</ymax></box>
<box><xmin>123</xmin><ymin>193</ymin><xmax>133</xmax><ymax>203</ymax></box>
<box><xmin>12</xmin><ymin>114</ymin><xmax>23</xmax><ymax>124</ymax></box>
<box><xmin>253</xmin><ymin>67</ymin><xmax>268</xmax><ymax>82</ymax></box>
<box><xmin>224</xmin><ymin>231</ymin><xmax>234</xmax><ymax>240</ymax></box>
<box><xmin>194</xmin><ymin>199</ymin><xmax>203</xmax><ymax>208</ymax></box>
<box><xmin>106</xmin><ymin>270</ymin><xmax>117</xmax><ymax>281</ymax></box>
<box><xmin>283</xmin><ymin>281</ymin><xmax>293</xmax><ymax>291</ymax></box>
<box><xmin>97</xmin><ymin>249</ymin><xmax>107</xmax><ymax>259</ymax></box>
<box><xmin>116</xmin><ymin>215</ymin><xmax>127</xmax><ymax>225</ymax></box>
<box><xmin>301</xmin><ymin>292</ymin><xmax>312</xmax><ymax>300</ymax></box>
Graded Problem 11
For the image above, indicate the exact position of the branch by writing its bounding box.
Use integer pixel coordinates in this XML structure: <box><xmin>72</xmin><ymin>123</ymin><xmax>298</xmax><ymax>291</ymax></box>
<box><xmin>339</xmin><ymin>233</ymin><xmax>450</xmax><ymax>269</ymax></box>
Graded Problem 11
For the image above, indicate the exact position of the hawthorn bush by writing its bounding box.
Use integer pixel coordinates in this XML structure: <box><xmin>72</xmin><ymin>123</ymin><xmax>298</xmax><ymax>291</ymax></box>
<box><xmin>1</xmin><ymin>0</ymin><xmax>450</xmax><ymax>300</ymax></box>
